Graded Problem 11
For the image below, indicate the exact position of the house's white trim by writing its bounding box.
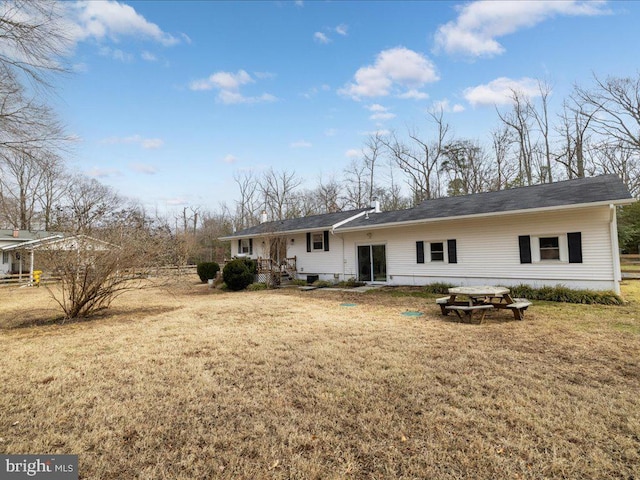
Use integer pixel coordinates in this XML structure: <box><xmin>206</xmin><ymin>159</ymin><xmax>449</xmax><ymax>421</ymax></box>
<box><xmin>610</xmin><ymin>204</ymin><xmax>622</xmax><ymax>294</ymax></box>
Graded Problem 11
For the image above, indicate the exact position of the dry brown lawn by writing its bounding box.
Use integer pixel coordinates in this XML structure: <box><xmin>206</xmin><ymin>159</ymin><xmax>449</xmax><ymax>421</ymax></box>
<box><xmin>1</xmin><ymin>279</ymin><xmax>639</xmax><ymax>479</ymax></box>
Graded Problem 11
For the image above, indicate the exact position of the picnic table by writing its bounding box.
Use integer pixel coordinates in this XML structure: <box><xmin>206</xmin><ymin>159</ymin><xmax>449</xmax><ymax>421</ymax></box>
<box><xmin>436</xmin><ymin>285</ymin><xmax>531</xmax><ymax>323</ymax></box>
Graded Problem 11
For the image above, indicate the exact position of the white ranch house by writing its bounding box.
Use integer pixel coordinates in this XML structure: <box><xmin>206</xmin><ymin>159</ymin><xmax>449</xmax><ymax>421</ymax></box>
<box><xmin>1</xmin><ymin>231</ymin><xmax>111</xmax><ymax>282</ymax></box>
<box><xmin>220</xmin><ymin>175</ymin><xmax>635</xmax><ymax>294</ymax></box>
<box><xmin>0</xmin><ymin>229</ymin><xmax>64</xmax><ymax>279</ymax></box>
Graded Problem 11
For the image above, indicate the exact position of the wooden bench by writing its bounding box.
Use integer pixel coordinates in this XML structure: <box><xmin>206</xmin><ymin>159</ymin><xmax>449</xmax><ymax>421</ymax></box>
<box><xmin>506</xmin><ymin>300</ymin><xmax>532</xmax><ymax>320</ymax></box>
<box><xmin>445</xmin><ymin>304</ymin><xmax>494</xmax><ymax>324</ymax></box>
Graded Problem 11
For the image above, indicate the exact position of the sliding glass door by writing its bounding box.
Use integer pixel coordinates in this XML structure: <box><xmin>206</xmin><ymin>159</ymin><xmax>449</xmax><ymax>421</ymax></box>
<box><xmin>357</xmin><ymin>244</ymin><xmax>387</xmax><ymax>282</ymax></box>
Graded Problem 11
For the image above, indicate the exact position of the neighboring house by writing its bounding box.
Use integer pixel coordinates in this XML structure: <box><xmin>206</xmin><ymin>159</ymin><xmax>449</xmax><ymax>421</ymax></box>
<box><xmin>0</xmin><ymin>231</ymin><xmax>112</xmax><ymax>280</ymax></box>
<box><xmin>220</xmin><ymin>175</ymin><xmax>636</xmax><ymax>294</ymax></box>
<box><xmin>0</xmin><ymin>229</ymin><xmax>64</xmax><ymax>277</ymax></box>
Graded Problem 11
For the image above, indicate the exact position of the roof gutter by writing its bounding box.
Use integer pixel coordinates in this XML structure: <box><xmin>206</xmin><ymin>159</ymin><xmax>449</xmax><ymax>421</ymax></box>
<box><xmin>334</xmin><ymin>198</ymin><xmax>637</xmax><ymax>233</ymax></box>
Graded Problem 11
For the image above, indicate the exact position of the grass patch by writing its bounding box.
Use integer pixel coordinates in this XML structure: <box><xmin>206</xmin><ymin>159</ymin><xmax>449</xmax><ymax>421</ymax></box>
<box><xmin>0</xmin><ymin>283</ymin><xmax>638</xmax><ymax>478</ymax></box>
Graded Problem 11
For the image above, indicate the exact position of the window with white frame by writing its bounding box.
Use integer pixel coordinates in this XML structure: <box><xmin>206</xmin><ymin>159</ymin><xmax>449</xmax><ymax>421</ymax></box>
<box><xmin>312</xmin><ymin>233</ymin><xmax>324</xmax><ymax>250</ymax></box>
<box><xmin>2</xmin><ymin>252</ymin><xmax>8</xmax><ymax>264</ymax></box>
<box><xmin>519</xmin><ymin>233</ymin><xmax>582</xmax><ymax>264</ymax></box>
<box><xmin>539</xmin><ymin>236</ymin><xmax>560</xmax><ymax>260</ymax></box>
<box><xmin>416</xmin><ymin>240</ymin><xmax>457</xmax><ymax>264</ymax></box>
<box><xmin>240</xmin><ymin>239</ymin><xmax>252</xmax><ymax>254</ymax></box>
<box><xmin>430</xmin><ymin>242</ymin><xmax>444</xmax><ymax>262</ymax></box>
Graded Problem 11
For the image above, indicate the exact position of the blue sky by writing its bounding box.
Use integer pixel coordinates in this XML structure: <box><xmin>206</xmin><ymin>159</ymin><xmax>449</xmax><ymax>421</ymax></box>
<box><xmin>54</xmin><ymin>0</ymin><xmax>640</xmax><ymax>212</ymax></box>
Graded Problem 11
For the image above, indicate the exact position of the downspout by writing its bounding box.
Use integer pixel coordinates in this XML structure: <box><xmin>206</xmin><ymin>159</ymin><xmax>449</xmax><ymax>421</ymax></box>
<box><xmin>329</xmin><ymin>228</ymin><xmax>345</xmax><ymax>282</ymax></box>
<box><xmin>609</xmin><ymin>204</ymin><xmax>622</xmax><ymax>295</ymax></box>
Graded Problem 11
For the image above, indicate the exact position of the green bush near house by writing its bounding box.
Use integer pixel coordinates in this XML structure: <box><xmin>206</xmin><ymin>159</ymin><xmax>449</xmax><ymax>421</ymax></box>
<box><xmin>222</xmin><ymin>258</ymin><xmax>255</xmax><ymax>291</ymax></box>
<box><xmin>196</xmin><ymin>262</ymin><xmax>220</xmax><ymax>283</ymax></box>
<box><xmin>247</xmin><ymin>282</ymin><xmax>268</xmax><ymax>291</ymax></box>
<box><xmin>509</xmin><ymin>284</ymin><xmax>623</xmax><ymax>305</ymax></box>
<box><xmin>418</xmin><ymin>282</ymin><xmax>623</xmax><ymax>305</ymax></box>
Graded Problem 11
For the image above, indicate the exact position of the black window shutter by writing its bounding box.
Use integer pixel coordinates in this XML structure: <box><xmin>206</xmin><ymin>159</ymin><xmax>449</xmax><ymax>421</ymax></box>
<box><xmin>416</xmin><ymin>241</ymin><xmax>425</xmax><ymax>264</ymax></box>
<box><xmin>306</xmin><ymin>232</ymin><xmax>311</xmax><ymax>252</ymax></box>
<box><xmin>238</xmin><ymin>239</ymin><xmax>242</xmax><ymax>254</ymax></box>
<box><xmin>519</xmin><ymin>235</ymin><xmax>532</xmax><ymax>264</ymax></box>
<box><xmin>249</xmin><ymin>238</ymin><xmax>253</xmax><ymax>255</ymax></box>
<box><xmin>447</xmin><ymin>239</ymin><xmax>457</xmax><ymax>264</ymax></box>
<box><xmin>567</xmin><ymin>232</ymin><xmax>582</xmax><ymax>263</ymax></box>
<box><xmin>323</xmin><ymin>230</ymin><xmax>330</xmax><ymax>251</ymax></box>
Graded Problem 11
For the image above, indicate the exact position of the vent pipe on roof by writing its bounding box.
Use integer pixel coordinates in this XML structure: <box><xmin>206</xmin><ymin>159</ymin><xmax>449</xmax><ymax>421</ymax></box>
<box><xmin>261</xmin><ymin>210</ymin><xmax>268</xmax><ymax>223</ymax></box>
<box><xmin>371</xmin><ymin>198</ymin><xmax>380</xmax><ymax>213</ymax></box>
<box><xmin>12</xmin><ymin>228</ymin><xmax>19</xmax><ymax>238</ymax></box>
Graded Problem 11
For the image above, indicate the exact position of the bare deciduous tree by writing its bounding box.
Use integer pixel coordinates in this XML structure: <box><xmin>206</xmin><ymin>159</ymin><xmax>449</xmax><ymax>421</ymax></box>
<box><xmin>575</xmin><ymin>74</ymin><xmax>640</xmax><ymax>153</ymax></box>
<box><xmin>441</xmin><ymin>139</ymin><xmax>492</xmax><ymax>196</ymax></box>
<box><xmin>233</xmin><ymin>170</ymin><xmax>260</xmax><ymax>229</ymax></box>
<box><xmin>381</xmin><ymin>110</ymin><xmax>450</xmax><ymax>203</ymax></box>
<box><xmin>54</xmin><ymin>175</ymin><xmax>123</xmax><ymax>233</ymax></box>
<box><xmin>343</xmin><ymin>158</ymin><xmax>369</xmax><ymax>209</ymax></box>
<box><xmin>557</xmin><ymin>96</ymin><xmax>597</xmax><ymax>179</ymax></box>
<box><xmin>363</xmin><ymin>132</ymin><xmax>384</xmax><ymax>202</ymax></box>
<box><xmin>38</xmin><ymin>228</ymin><xmax>166</xmax><ymax>319</ymax></box>
<box><xmin>259</xmin><ymin>168</ymin><xmax>302</xmax><ymax>220</ymax></box>
<box><xmin>529</xmin><ymin>80</ymin><xmax>554</xmax><ymax>183</ymax></box>
<box><xmin>497</xmin><ymin>89</ymin><xmax>536</xmax><ymax>185</ymax></box>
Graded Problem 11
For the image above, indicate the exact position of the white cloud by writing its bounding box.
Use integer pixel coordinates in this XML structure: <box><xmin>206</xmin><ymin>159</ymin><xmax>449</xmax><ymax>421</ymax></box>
<box><xmin>72</xmin><ymin>62</ymin><xmax>89</xmax><ymax>73</ymax></box>
<box><xmin>463</xmin><ymin>77</ymin><xmax>540</xmax><ymax>106</ymax></box>
<box><xmin>367</xmin><ymin>104</ymin><xmax>387</xmax><ymax>112</ymax></box>
<box><xmin>130</xmin><ymin>163</ymin><xmax>157</xmax><ymax>174</ymax></box>
<box><xmin>70</xmin><ymin>1</ymin><xmax>183</xmax><ymax>46</ymax></box>
<box><xmin>223</xmin><ymin>154</ymin><xmax>238</xmax><ymax>164</ymax></box>
<box><xmin>345</xmin><ymin>149</ymin><xmax>361</xmax><ymax>158</ymax></box>
<box><xmin>189</xmin><ymin>70</ymin><xmax>276</xmax><ymax>104</ymax></box>
<box><xmin>190</xmin><ymin>70</ymin><xmax>253</xmax><ymax>91</ymax></box>
<box><xmin>366</xmin><ymin>104</ymin><xmax>395</xmax><ymax>120</ymax></box>
<box><xmin>99</xmin><ymin>46</ymin><xmax>133</xmax><ymax>62</ymax></box>
<box><xmin>141</xmin><ymin>138</ymin><xmax>164</xmax><ymax>149</ymax></box>
<box><xmin>432</xmin><ymin>98</ymin><xmax>466</xmax><ymax>113</ymax></box>
<box><xmin>101</xmin><ymin>134</ymin><xmax>164</xmax><ymax>149</ymax></box>
<box><xmin>339</xmin><ymin>47</ymin><xmax>439</xmax><ymax>100</ymax></box>
<box><xmin>335</xmin><ymin>24</ymin><xmax>348</xmax><ymax>36</ymax></box>
<box><xmin>314</xmin><ymin>32</ymin><xmax>330</xmax><ymax>44</ymax></box>
<box><xmin>398</xmin><ymin>89</ymin><xmax>429</xmax><ymax>100</ymax></box>
<box><xmin>290</xmin><ymin>140</ymin><xmax>312</xmax><ymax>148</ymax></box>
<box><xmin>86</xmin><ymin>167</ymin><xmax>121</xmax><ymax>178</ymax></box>
<box><xmin>141</xmin><ymin>51</ymin><xmax>157</xmax><ymax>62</ymax></box>
<box><xmin>370</xmin><ymin>112</ymin><xmax>396</xmax><ymax>120</ymax></box>
<box><xmin>434</xmin><ymin>0</ymin><xmax>610</xmax><ymax>58</ymax></box>
<box><xmin>324</xmin><ymin>128</ymin><xmax>337</xmax><ymax>137</ymax></box>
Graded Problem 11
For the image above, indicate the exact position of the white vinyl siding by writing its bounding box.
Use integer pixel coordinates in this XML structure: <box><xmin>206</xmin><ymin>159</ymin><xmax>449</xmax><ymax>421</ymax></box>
<box><xmin>339</xmin><ymin>205</ymin><xmax>615</xmax><ymax>289</ymax></box>
<box><xmin>288</xmin><ymin>233</ymin><xmax>344</xmax><ymax>280</ymax></box>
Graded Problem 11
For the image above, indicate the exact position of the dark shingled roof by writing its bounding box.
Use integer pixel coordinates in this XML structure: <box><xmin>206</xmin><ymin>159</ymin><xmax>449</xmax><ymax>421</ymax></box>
<box><xmin>338</xmin><ymin>175</ymin><xmax>633</xmax><ymax>230</ymax></box>
<box><xmin>223</xmin><ymin>208</ymin><xmax>371</xmax><ymax>238</ymax></box>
